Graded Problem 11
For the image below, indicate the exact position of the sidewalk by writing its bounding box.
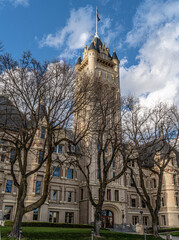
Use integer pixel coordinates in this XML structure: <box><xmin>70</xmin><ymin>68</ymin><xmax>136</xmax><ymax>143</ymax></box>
<box><xmin>160</xmin><ymin>235</ymin><xmax>179</xmax><ymax>240</ymax></box>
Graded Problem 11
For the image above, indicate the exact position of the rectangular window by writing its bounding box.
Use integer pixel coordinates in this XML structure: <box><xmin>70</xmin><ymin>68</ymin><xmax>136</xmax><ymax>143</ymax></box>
<box><xmin>54</xmin><ymin>146</ymin><xmax>57</xmax><ymax>153</ymax></box>
<box><xmin>4</xmin><ymin>206</ymin><xmax>13</xmax><ymax>220</ymax></box>
<box><xmin>5</xmin><ymin>180</ymin><xmax>12</xmax><ymax>193</ymax></box>
<box><xmin>173</xmin><ymin>175</ymin><xmax>176</xmax><ymax>185</ymax></box>
<box><xmin>40</xmin><ymin>127</ymin><xmax>45</xmax><ymax>139</ymax></box>
<box><xmin>33</xmin><ymin>208</ymin><xmax>39</xmax><ymax>221</ymax></box>
<box><xmin>58</xmin><ymin>145</ymin><xmax>63</xmax><ymax>154</ymax></box>
<box><xmin>113</xmin><ymin>171</ymin><xmax>115</xmax><ymax>178</ymax></box>
<box><xmin>153</xmin><ymin>179</ymin><xmax>156</xmax><ymax>188</ymax></box>
<box><xmin>131</xmin><ymin>198</ymin><xmax>136</xmax><ymax>207</ymax></box>
<box><xmin>97</xmin><ymin>143</ymin><xmax>100</xmax><ymax>152</ymax></box>
<box><xmin>10</xmin><ymin>150</ymin><xmax>16</xmax><ymax>162</ymax></box>
<box><xmin>67</xmin><ymin>169</ymin><xmax>73</xmax><ymax>179</ymax></box>
<box><xmin>67</xmin><ymin>192</ymin><xmax>72</xmax><ymax>202</ymax></box>
<box><xmin>162</xmin><ymin>197</ymin><xmax>165</xmax><ymax>207</ymax></box>
<box><xmin>162</xmin><ymin>215</ymin><xmax>166</xmax><ymax>226</ymax></box>
<box><xmin>35</xmin><ymin>181</ymin><xmax>41</xmax><ymax>194</ymax></box>
<box><xmin>97</xmin><ymin>169</ymin><xmax>99</xmax><ymax>180</ymax></box>
<box><xmin>142</xmin><ymin>200</ymin><xmax>146</xmax><ymax>208</ymax></box>
<box><xmin>65</xmin><ymin>212</ymin><xmax>74</xmax><ymax>223</ymax></box>
<box><xmin>53</xmin><ymin>190</ymin><xmax>57</xmax><ymax>201</ymax></box>
<box><xmin>81</xmin><ymin>188</ymin><xmax>83</xmax><ymax>200</ymax></box>
<box><xmin>1</xmin><ymin>155</ymin><xmax>5</xmax><ymax>162</ymax></box>
<box><xmin>38</xmin><ymin>151</ymin><xmax>43</xmax><ymax>164</ymax></box>
<box><xmin>143</xmin><ymin>216</ymin><xmax>148</xmax><ymax>226</ymax></box>
<box><xmin>132</xmin><ymin>216</ymin><xmax>139</xmax><ymax>225</ymax></box>
<box><xmin>112</xmin><ymin>159</ymin><xmax>115</xmax><ymax>168</ymax></box>
<box><xmin>107</xmin><ymin>189</ymin><xmax>111</xmax><ymax>201</ymax></box>
<box><xmin>176</xmin><ymin>193</ymin><xmax>178</xmax><ymax>206</ymax></box>
<box><xmin>49</xmin><ymin>211</ymin><xmax>58</xmax><ymax>223</ymax></box>
<box><xmin>130</xmin><ymin>179</ymin><xmax>135</xmax><ymax>187</ymax></box>
<box><xmin>115</xmin><ymin>190</ymin><xmax>119</xmax><ymax>201</ymax></box>
<box><xmin>53</xmin><ymin>166</ymin><xmax>60</xmax><ymax>177</ymax></box>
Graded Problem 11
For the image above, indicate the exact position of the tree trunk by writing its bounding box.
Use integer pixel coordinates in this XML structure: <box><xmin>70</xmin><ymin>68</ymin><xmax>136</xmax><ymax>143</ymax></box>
<box><xmin>152</xmin><ymin>215</ymin><xmax>158</xmax><ymax>236</ymax></box>
<box><xmin>8</xmin><ymin>205</ymin><xmax>24</xmax><ymax>238</ymax></box>
<box><xmin>94</xmin><ymin>207</ymin><xmax>102</xmax><ymax>237</ymax></box>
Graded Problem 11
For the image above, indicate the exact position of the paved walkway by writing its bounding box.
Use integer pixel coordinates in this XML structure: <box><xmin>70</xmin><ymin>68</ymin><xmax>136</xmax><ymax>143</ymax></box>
<box><xmin>160</xmin><ymin>234</ymin><xmax>179</xmax><ymax>240</ymax></box>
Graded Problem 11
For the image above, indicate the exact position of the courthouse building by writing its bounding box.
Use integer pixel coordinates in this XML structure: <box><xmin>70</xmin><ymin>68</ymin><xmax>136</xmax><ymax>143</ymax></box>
<box><xmin>0</xmin><ymin>35</ymin><xmax>179</xmax><ymax>229</ymax></box>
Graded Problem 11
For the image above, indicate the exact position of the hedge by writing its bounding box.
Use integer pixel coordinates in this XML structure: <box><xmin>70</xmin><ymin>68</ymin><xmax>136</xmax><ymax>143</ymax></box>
<box><xmin>4</xmin><ymin>221</ymin><xmax>93</xmax><ymax>228</ymax></box>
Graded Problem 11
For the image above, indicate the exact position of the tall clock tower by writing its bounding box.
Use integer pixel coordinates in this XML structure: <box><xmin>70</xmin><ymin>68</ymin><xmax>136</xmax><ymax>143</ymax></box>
<box><xmin>74</xmin><ymin>35</ymin><xmax>127</xmax><ymax>228</ymax></box>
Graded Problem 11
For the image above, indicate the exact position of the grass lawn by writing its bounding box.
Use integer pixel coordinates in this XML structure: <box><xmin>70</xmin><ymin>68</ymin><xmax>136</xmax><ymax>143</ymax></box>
<box><xmin>0</xmin><ymin>226</ymin><xmax>163</xmax><ymax>240</ymax></box>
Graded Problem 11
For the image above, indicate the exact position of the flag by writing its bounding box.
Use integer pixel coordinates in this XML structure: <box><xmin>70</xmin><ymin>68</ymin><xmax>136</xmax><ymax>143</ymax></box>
<box><xmin>97</xmin><ymin>9</ymin><xmax>100</xmax><ymax>22</ymax></box>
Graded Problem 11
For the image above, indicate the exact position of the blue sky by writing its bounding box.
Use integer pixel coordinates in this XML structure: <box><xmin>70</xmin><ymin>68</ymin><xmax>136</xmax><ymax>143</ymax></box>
<box><xmin>0</xmin><ymin>0</ymin><xmax>179</xmax><ymax>106</ymax></box>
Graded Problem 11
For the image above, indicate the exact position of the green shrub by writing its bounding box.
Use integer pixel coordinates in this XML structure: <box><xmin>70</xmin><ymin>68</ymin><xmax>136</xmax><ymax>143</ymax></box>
<box><xmin>4</xmin><ymin>221</ymin><xmax>93</xmax><ymax>228</ymax></box>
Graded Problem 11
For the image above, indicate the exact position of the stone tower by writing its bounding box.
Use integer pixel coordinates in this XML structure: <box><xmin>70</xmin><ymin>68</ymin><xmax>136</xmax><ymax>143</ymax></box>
<box><xmin>74</xmin><ymin>35</ymin><xmax>127</xmax><ymax>228</ymax></box>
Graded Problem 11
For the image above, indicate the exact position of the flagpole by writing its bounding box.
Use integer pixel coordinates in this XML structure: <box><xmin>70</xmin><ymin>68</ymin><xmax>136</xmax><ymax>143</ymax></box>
<box><xmin>96</xmin><ymin>6</ymin><xmax>97</xmax><ymax>37</ymax></box>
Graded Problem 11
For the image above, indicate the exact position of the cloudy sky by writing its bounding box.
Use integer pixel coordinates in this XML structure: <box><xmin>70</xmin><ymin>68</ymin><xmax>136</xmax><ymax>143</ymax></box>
<box><xmin>0</xmin><ymin>0</ymin><xmax>179</xmax><ymax>106</ymax></box>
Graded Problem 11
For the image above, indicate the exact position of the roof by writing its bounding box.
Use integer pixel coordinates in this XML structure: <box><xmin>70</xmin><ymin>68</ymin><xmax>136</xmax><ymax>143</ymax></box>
<box><xmin>112</xmin><ymin>51</ymin><xmax>119</xmax><ymax>61</ymax></box>
<box><xmin>0</xmin><ymin>95</ymin><xmax>22</xmax><ymax>131</ymax></box>
<box><xmin>75</xmin><ymin>56</ymin><xmax>81</xmax><ymax>66</ymax></box>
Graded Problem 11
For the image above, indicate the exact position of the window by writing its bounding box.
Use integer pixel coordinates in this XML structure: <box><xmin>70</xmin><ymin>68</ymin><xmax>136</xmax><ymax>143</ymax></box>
<box><xmin>161</xmin><ymin>215</ymin><xmax>166</xmax><ymax>226</ymax></box>
<box><xmin>107</xmin><ymin>189</ymin><xmax>111</xmax><ymax>201</ymax></box>
<box><xmin>142</xmin><ymin>200</ymin><xmax>146</xmax><ymax>208</ymax></box>
<box><xmin>115</xmin><ymin>190</ymin><xmax>119</xmax><ymax>201</ymax></box>
<box><xmin>112</xmin><ymin>159</ymin><xmax>115</xmax><ymax>168</ymax></box>
<box><xmin>67</xmin><ymin>169</ymin><xmax>73</xmax><ymax>179</ymax></box>
<box><xmin>113</xmin><ymin>171</ymin><xmax>115</xmax><ymax>178</ymax></box>
<box><xmin>153</xmin><ymin>179</ymin><xmax>156</xmax><ymax>188</ymax></box>
<box><xmin>81</xmin><ymin>188</ymin><xmax>83</xmax><ymax>200</ymax></box>
<box><xmin>54</xmin><ymin>146</ymin><xmax>57</xmax><ymax>153</ymax></box>
<box><xmin>67</xmin><ymin>192</ymin><xmax>72</xmax><ymax>202</ymax></box>
<box><xmin>1</xmin><ymin>155</ymin><xmax>5</xmax><ymax>162</ymax></box>
<box><xmin>131</xmin><ymin>198</ymin><xmax>136</xmax><ymax>207</ymax></box>
<box><xmin>53</xmin><ymin>190</ymin><xmax>57</xmax><ymax>201</ymax></box>
<box><xmin>130</xmin><ymin>179</ymin><xmax>135</xmax><ymax>187</ymax></box>
<box><xmin>132</xmin><ymin>216</ymin><xmax>139</xmax><ymax>225</ymax></box>
<box><xmin>33</xmin><ymin>208</ymin><xmax>39</xmax><ymax>221</ymax></box>
<box><xmin>49</xmin><ymin>211</ymin><xmax>58</xmax><ymax>223</ymax></box>
<box><xmin>176</xmin><ymin>193</ymin><xmax>179</xmax><ymax>206</ymax></box>
<box><xmin>97</xmin><ymin>169</ymin><xmax>99</xmax><ymax>180</ymax></box>
<box><xmin>65</xmin><ymin>212</ymin><xmax>74</xmax><ymax>223</ymax></box>
<box><xmin>5</xmin><ymin>180</ymin><xmax>12</xmax><ymax>193</ymax></box>
<box><xmin>38</xmin><ymin>151</ymin><xmax>43</xmax><ymax>164</ymax></box>
<box><xmin>143</xmin><ymin>216</ymin><xmax>148</xmax><ymax>226</ymax></box>
<box><xmin>10</xmin><ymin>150</ymin><xmax>16</xmax><ymax>162</ymax></box>
<box><xmin>35</xmin><ymin>181</ymin><xmax>41</xmax><ymax>194</ymax></box>
<box><xmin>173</xmin><ymin>175</ymin><xmax>176</xmax><ymax>185</ymax></box>
<box><xmin>40</xmin><ymin>127</ymin><xmax>45</xmax><ymax>139</ymax></box>
<box><xmin>161</xmin><ymin>197</ymin><xmax>165</xmax><ymax>207</ymax></box>
<box><xmin>53</xmin><ymin>167</ymin><xmax>60</xmax><ymax>177</ymax></box>
<box><xmin>4</xmin><ymin>206</ymin><xmax>13</xmax><ymax>220</ymax></box>
<box><xmin>97</xmin><ymin>143</ymin><xmax>100</xmax><ymax>152</ymax></box>
<box><xmin>58</xmin><ymin>145</ymin><xmax>63</xmax><ymax>154</ymax></box>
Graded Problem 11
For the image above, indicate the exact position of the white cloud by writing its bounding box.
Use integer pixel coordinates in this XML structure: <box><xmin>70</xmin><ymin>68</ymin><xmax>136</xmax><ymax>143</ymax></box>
<box><xmin>0</xmin><ymin>0</ymin><xmax>29</xmax><ymax>7</ymax></box>
<box><xmin>121</xmin><ymin>0</ymin><xmax>179</xmax><ymax>106</ymax></box>
<box><xmin>10</xmin><ymin>0</ymin><xmax>29</xmax><ymax>7</ymax></box>
<box><xmin>39</xmin><ymin>5</ymin><xmax>94</xmax><ymax>56</ymax></box>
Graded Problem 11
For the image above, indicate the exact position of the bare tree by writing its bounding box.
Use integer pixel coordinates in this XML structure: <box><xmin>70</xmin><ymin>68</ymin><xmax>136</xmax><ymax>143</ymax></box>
<box><xmin>73</xmin><ymin>78</ymin><xmax>128</xmax><ymax>237</ymax></box>
<box><xmin>0</xmin><ymin>52</ymin><xmax>92</xmax><ymax>238</ymax></box>
<box><xmin>121</xmin><ymin>99</ymin><xmax>179</xmax><ymax>236</ymax></box>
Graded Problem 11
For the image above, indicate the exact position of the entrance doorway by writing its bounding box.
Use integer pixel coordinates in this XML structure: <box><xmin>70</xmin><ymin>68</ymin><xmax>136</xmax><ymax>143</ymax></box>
<box><xmin>101</xmin><ymin>210</ymin><xmax>114</xmax><ymax>228</ymax></box>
